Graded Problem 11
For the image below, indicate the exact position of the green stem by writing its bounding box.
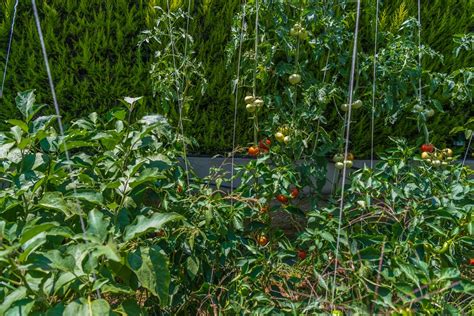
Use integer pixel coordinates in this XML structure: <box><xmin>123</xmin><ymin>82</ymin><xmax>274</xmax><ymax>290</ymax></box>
<box><xmin>422</xmin><ymin>123</ymin><xmax>430</xmax><ymax>143</ymax></box>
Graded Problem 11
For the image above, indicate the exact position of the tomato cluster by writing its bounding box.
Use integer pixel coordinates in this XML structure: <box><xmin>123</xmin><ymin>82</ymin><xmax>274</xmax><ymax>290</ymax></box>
<box><xmin>340</xmin><ymin>99</ymin><xmax>363</xmax><ymax>112</ymax></box>
<box><xmin>245</xmin><ymin>95</ymin><xmax>264</xmax><ymax>113</ymax></box>
<box><xmin>420</xmin><ymin>145</ymin><xmax>454</xmax><ymax>167</ymax></box>
<box><xmin>248</xmin><ymin>138</ymin><xmax>271</xmax><ymax>157</ymax></box>
<box><xmin>276</xmin><ymin>187</ymin><xmax>299</xmax><ymax>205</ymax></box>
<box><xmin>274</xmin><ymin>126</ymin><xmax>291</xmax><ymax>144</ymax></box>
<box><xmin>333</xmin><ymin>152</ymin><xmax>355</xmax><ymax>170</ymax></box>
<box><xmin>289</xmin><ymin>23</ymin><xmax>308</xmax><ymax>40</ymax></box>
<box><xmin>420</xmin><ymin>143</ymin><xmax>434</xmax><ymax>153</ymax></box>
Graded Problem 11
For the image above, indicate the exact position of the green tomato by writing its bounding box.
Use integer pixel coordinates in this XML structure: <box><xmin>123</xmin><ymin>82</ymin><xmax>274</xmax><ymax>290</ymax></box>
<box><xmin>289</xmin><ymin>73</ymin><xmax>302</xmax><ymax>85</ymax></box>
<box><xmin>425</xmin><ymin>109</ymin><xmax>435</xmax><ymax>117</ymax></box>
<box><xmin>244</xmin><ymin>95</ymin><xmax>255</xmax><ymax>104</ymax></box>
<box><xmin>298</xmin><ymin>29</ymin><xmax>308</xmax><ymax>40</ymax></box>
<box><xmin>333</xmin><ymin>154</ymin><xmax>344</xmax><ymax>163</ymax></box>
<box><xmin>246</xmin><ymin>103</ymin><xmax>256</xmax><ymax>113</ymax></box>
<box><xmin>352</xmin><ymin>99</ymin><xmax>363</xmax><ymax>109</ymax></box>
<box><xmin>253</xmin><ymin>99</ymin><xmax>264</xmax><ymax>108</ymax></box>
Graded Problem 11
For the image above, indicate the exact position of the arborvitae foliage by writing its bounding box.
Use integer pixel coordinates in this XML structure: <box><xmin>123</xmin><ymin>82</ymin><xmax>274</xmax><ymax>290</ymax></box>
<box><xmin>0</xmin><ymin>0</ymin><xmax>156</xmax><ymax>126</ymax></box>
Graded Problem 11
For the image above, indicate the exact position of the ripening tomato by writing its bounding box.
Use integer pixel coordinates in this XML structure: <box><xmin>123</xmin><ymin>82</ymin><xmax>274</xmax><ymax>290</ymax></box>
<box><xmin>257</xmin><ymin>235</ymin><xmax>268</xmax><ymax>246</ymax></box>
<box><xmin>443</xmin><ymin>148</ymin><xmax>453</xmax><ymax>157</ymax></box>
<box><xmin>344</xmin><ymin>160</ymin><xmax>353</xmax><ymax>168</ymax></box>
<box><xmin>254</xmin><ymin>98</ymin><xmax>264</xmax><ymax>108</ymax></box>
<box><xmin>346</xmin><ymin>152</ymin><xmax>354</xmax><ymax>161</ymax></box>
<box><xmin>177</xmin><ymin>185</ymin><xmax>183</xmax><ymax>194</ymax></box>
<box><xmin>276</xmin><ymin>194</ymin><xmax>289</xmax><ymax>204</ymax></box>
<box><xmin>248</xmin><ymin>146</ymin><xmax>260</xmax><ymax>157</ymax></box>
<box><xmin>290</xmin><ymin>188</ymin><xmax>299</xmax><ymax>199</ymax></box>
<box><xmin>297</xmin><ymin>249</ymin><xmax>307</xmax><ymax>260</ymax></box>
<box><xmin>275</xmin><ymin>132</ymin><xmax>285</xmax><ymax>143</ymax></box>
<box><xmin>421</xmin><ymin>143</ymin><xmax>434</xmax><ymax>153</ymax></box>
<box><xmin>260</xmin><ymin>205</ymin><xmax>269</xmax><ymax>214</ymax></box>
<box><xmin>258</xmin><ymin>139</ymin><xmax>271</xmax><ymax>152</ymax></box>
<box><xmin>421</xmin><ymin>152</ymin><xmax>430</xmax><ymax>159</ymax></box>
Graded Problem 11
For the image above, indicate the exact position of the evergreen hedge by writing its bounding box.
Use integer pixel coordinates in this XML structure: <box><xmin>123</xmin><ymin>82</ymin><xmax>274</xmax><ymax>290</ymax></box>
<box><xmin>0</xmin><ymin>0</ymin><xmax>156</xmax><ymax>124</ymax></box>
<box><xmin>0</xmin><ymin>0</ymin><xmax>471</xmax><ymax>156</ymax></box>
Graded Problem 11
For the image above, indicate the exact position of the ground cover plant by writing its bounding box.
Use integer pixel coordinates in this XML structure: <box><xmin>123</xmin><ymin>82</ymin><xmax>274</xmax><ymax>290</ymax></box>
<box><xmin>0</xmin><ymin>0</ymin><xmax>473</xmax><ymax>315</ymax></box>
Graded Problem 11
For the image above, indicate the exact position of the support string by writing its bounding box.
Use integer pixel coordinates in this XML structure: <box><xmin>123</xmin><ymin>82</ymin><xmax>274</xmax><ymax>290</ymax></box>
<box><xmin>331</xmin><ymin>0</ymin><xmax>361</xmax><ymax>305</ymax></box>
<box><xmin>166</xmin><ymin>0</ymin><xmax>191</xmax><ymax>190</ymax></box>
<box><xmin>0</xmin><ymin>0</ymin><xmax>19</xmax><ymax>98</ymax></box>
<box><xmin>230</xmin><ymin>1</ymin><xmax>247</xmax><ymax>198</ymax></box>
<box><xmin>31</xmin><ymin>0</ymin><xmax>100</xmax><ymax>298</ymax></box>
<box><xmin>370</xmin><ymin>0</ymin><xmax>380</xmax><ymax>169</ymax></box>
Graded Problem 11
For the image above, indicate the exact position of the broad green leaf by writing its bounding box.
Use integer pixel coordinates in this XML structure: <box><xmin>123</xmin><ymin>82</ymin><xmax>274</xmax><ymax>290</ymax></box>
<box><xmin>20</xmin><ymin>222</ymin><xmax>58</xmax><ymax>245</ymax></box>
<box><xmin>71</xmin><ymin>191</ymin><xmax>104</xmax><ymax>205</ymax></box>
<box><xmin>123</xmin><ymin>212</ymin><xmax>183</xmax><ymax>241</ymax></box>
<box><xmin>127</xmin><ymin>246</ymin><xmax>170</xmax><ymax>306</ymax></box>
<box><xmin>116</xmin><ymin>299</ymin><xmax>146</xmax><ymax>316</ymax></box>
<box><xmin>438</xmin><ymin>268</ymin><xmax>460</xmax><ymax>281</ymax></box>
<box><xmin>87</xmin><ymin>210</ymin><xmax>109</xmax><ymax>243</ymax></box>
<box><xmin>186</xmin><ymin>256</ymin><xmax>199</xmax><ymax>280</ymax></box>
<box><xmin>38</xmin><ymin>192</ymin><xmax>73</xmax><ymax>216</ymax></box>
<box><xmin>0</xmin><ymin>287</ymin><xmax>27</xmax><ymax>315</ymax></box>
<box><xmin>5</xmin><ymin>298</ymin><xmax>35</xmax><ymax>316</ymax></box>
<box><xmin>92</xmin><ymin>244</ymin><xmax>121</xmax><ymax>262</ymax></box>
<box><xmin>63</xmin><ymin>298</ymin><xmax>111</xmax><ymax>316</ymax></box>
<box><xmin>31</xmin><ymin>115</ymin><xmax>56</xmax><ymax>134</ymax></box>
<box><xmin>129</xmin><ymin>168</ymin><xmax>165</xmax><ymax>188</ymax></box>
<box><xmin>318</xmin><ymin>231</ymin><xmax>335</xmax><ymax>243</ymax></box>
<box><xmin>7</xmin><ymin>119</ymin><xmax>28</xmax><ymax>132</ymax></box>
<box><xmin>15</xmin><ymin>91</ymin><xmax>46</xmax><ymax>123</ymax></box>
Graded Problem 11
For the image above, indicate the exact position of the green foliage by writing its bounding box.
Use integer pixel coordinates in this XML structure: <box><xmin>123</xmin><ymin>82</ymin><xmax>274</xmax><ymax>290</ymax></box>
<box><xmin>0</xmin><ymin>90</ymin><xmax>472</xmax><ymax>314</ymax></box>
<box><xmin>0</xmin><ymin>0</ymin><xmax>155</xmax><ymax>126</ymax></box>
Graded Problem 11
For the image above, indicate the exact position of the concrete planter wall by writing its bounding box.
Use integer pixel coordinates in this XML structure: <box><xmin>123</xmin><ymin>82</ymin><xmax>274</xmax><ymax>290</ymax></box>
<box><xmin>185</xmin><ymin>156</ymin><xmax>474</xmax><ymax>194</ymax></box>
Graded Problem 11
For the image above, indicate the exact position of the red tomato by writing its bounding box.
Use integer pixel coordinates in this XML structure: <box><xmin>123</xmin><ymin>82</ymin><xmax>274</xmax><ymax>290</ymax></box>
<box><xmin>248</xmin><ymin>146</ymin><xmax>260</xmax><ymax>157</ymax></box>
<box><xmin>421</xmin><ymin>143</ymin><xmax>434</xmax><ymax>153</ymax></box>
<box><xmin>470</xmin><ymin>258</ymin><xmax>474</xmax><ymax>266</ymax></box>
<box><xmin>297</xmin><ymin>249</ymin><xmax>307</xmax><ymax>260</ymax></box>
<box><xmin>276</xmin><ymin>194</ymin><xmax>289</xmax><ymax>204</ymax></box>
<box><xmin>258</xmin><ymin>139</ymin><xmax>271</xmax><ymax>152</ymax></box>
<box><xmin>290</xmin><ymin>188</ymin><xmax>299</xmax><ymax>199</ymax></box>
